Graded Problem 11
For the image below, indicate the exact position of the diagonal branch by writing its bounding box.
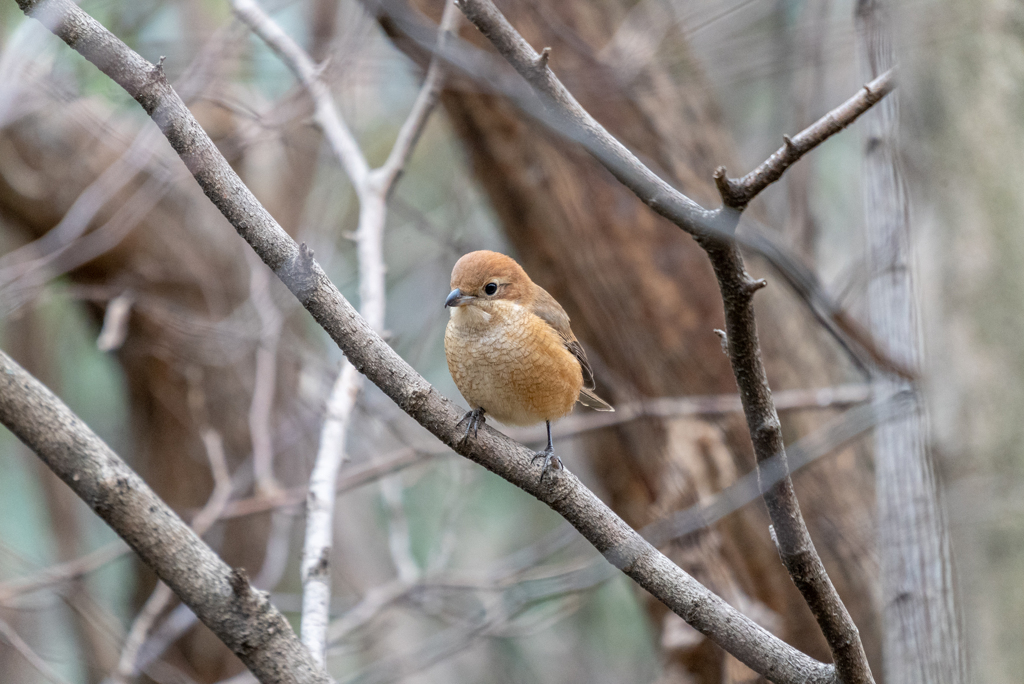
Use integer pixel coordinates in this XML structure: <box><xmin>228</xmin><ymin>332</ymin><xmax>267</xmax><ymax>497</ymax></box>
<box><xmin>230</xmin><ymin>0</ymin><xmax>369</xmax><ymax>188</ymax></box>
<box><xmin>11</xmin><ymin>0</ymin><xmax>834</xmax><ymax>681</ymax></box>
<box><xmin>0</xmin><ymin>616</ymin><xmax>74</xmax><ymax>684</ymax></box>
<box><xmin>0</xmin><ymin>348</ymin><xmax>329</xmax><ymax>684</ymax></box>
<box><xmin>714</xmin><ymin>68</ymin><xmax>896</xmax><ymax>210</ymax></box>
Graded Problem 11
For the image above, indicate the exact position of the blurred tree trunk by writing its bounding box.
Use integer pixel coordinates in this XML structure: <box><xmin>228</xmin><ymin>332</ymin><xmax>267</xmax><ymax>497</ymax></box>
<box><xmin>856</xmin><ymin>2</ymin><xmax>965</xmax><ymax>682</ymax></box>
<box><xmin>386</xmin><ymin>0</ymin><xmax>880</xmax><ymax>681</ymax></box>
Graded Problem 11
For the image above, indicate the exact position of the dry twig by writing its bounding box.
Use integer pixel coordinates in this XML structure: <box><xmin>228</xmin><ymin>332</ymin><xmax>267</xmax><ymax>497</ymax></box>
<box><xmin>714</xmin><ymin>68</ymin><xmax>896</xmax><ymax>209</ymax></box>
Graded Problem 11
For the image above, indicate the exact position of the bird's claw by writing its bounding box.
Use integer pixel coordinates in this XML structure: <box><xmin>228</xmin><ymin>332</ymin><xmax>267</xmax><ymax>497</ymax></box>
<box><xmin>532</xmin><ymin>447</ymin><xmax>563</xmax><ymax>483</ymax></box>
<box><xmin>456</xmin><ymin>408</ymin><xmax>486</xmax><ymax>443</ymax></box>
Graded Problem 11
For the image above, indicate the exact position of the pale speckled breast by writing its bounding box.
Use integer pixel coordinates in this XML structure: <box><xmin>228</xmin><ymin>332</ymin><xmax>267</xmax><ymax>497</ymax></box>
<box><xmin>444</xmin><ymin>301</ymin><xmax>583</xmax><ymax>427</ymax></box>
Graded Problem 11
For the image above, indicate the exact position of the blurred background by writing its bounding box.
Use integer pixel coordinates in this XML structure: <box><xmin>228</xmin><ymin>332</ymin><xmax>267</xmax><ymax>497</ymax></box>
<box><xmin>0</xmin><ymin>0</ymin><xmax>1008</xmax><ymax>682</ymax></box>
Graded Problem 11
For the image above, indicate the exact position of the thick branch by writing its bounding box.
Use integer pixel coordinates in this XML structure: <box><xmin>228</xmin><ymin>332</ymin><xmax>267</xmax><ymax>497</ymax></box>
<box><xmin>715</xmin><ymin>69</ymin><xmax>896</xmax><ymax>209</ymax></box>
<box><xmin>700</xmin><ymin>236</ymin><xmax>874</xmax><ymax>684</ymax></box>
<box><xmin>856</xmin><ymin>2</ymin><xmax>966</xmax><ymax>682</ymax></box>
<box><xmin>0</xmin><ymin>349</ymin><xmax>328</xmax><ymax>684</ymax></box>
<box><xmin>13</xmin><ymin>0</ymin><xmax>832</xmax><ymax>681</ymax></box>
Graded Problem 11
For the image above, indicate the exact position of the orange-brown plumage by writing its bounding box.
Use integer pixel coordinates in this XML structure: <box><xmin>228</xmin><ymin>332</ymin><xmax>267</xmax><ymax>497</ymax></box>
<box><xmin>444</xmin><ymin>251</ymin><xmax>613</xmax><ymax>447</ymax></box>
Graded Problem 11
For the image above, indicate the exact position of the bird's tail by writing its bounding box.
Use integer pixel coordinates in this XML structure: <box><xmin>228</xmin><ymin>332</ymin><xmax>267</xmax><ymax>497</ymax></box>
<box><xmin>579</xmin><ymin>388</ymin><xmax>614</xmax><ymax>412</ymax></box>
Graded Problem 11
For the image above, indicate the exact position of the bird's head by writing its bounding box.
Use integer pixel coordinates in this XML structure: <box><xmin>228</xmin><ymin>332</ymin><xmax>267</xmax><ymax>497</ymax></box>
<box><xmin>445</xmin><ymin>250</ymin><xmax>531</xmax><ymax>311</ymax></box>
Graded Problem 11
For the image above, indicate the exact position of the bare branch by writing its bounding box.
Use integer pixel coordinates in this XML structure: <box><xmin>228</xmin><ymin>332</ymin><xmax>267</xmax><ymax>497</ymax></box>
<box><xmin>0</xmin><ymin>348</ymin><xmax>328</xmax><ymax>683</ymax></box>
<box><xmin>511</xmin><ymin>383</ymin><xmax>873</xmax><ymax>443</ymax></box>
<box><xmin>856</xmin><ymin>2</ymin><xmax>965</xmax><ymax>682</ymax></box>
<box><xmin>246</xmin><ymin>252</ymin><xmax>285</xmax><ymax>495</ymax></box>
<box><xmin>219</xmin><ymin>382</ymin><xmax>871</xmax><ymax>524</ymax></box>
<box><xmin>715</xmin><ymin>68</ymin><xmax>896</xmax><ymax>209</ymax></box>
<box><xmin>116</xmin><ymin>427</ymin><xmax>243</xmax><ymax>683</ymax></box>
<box><xmin>218</xmin><ymin>446</ymin><xmax>436</xmax><ymax>520</ymax></box>
<box><xmin>0</xmin><ymin>542</ymin><xmax>129</xmax><ymax>605</ymax></box>
<box><xmin>302</xmin><ymin>360</ymin><xmax>360</xmax><ymax>664</ymax></box>
<box><xmin>229</xmin><ymin>0</ymin><xmax>370</xmax><ymax>188</ymax></box>
<box><xmin>380</xmin><ymin>474</ymin><xmax>419</xmax><ymax>582</ymax></box>
<box><xmin>114</xmin><ymin>583</ymin><xmax>176</xmax><ymax>684</ymax></box>
<box><xmin>326</xmin><ymin>580</ymin><xmax>413</xmax><ymax>644</ymax></box>
<box><xmin>230</xmin><ymin>0</ymin><xmax>458</xmax><ymax>660</ymax></box>
<box><xmin>374</xmin><ymin>0</ymin><xmax>462</xmax><ymax>194</ymax></box>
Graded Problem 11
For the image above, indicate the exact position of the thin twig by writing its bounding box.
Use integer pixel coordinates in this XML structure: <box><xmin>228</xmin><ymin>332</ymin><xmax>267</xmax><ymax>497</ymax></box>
<box><xmin>217</xmin><ymin>383</ymin><xmax>871</xmax><ymax>522</ymax></box>
<box><xmin>714</xmin><ymin>68</ymin><xmax>896</xmax><ymax>209</ymax></box>
<box><xmin>218</xmin><ymin>446</ymin><xmax>433</xmax><ymax>520</ymax></box>
<box><xmin>229</xmin><ymin>0</ymin><xmax>459</xmax><ymax>663</ymax></box>
<box><xmin>229</xmin><ymin>0</ymin><xmax>369</xmax><ymax>188</ymax></box>
<box><xmin>509</xmin><ymin>383</ymin><xmax>872</xmax><ymax>443</ymax></box>
<box><xmin>0</xmin><ymin>616</ymin><xmax>74</xmax><ymax>684</ymax></box>
<box><xmin>246</xmin><ymin>251</ymin><xmax>285</xmax><ymax>495</ymax></box>
<box><xmin>326</xmin><ymin>580</ymin><xmax>414</xmax><ymax>644</ymax></box>
<box><xmin>374</xmin><ymin>0</ymin><xmax>462</xmax><ymax>194</ymax></box>
<box><xmin>380</xmin><ymin>474</ymin><xmax>420</xmax><ymax>583</ymax></box>
<box><xmin>0</xmin><ymin>542</ymin><xmax>129</xmax><ymax>605</ymax></box>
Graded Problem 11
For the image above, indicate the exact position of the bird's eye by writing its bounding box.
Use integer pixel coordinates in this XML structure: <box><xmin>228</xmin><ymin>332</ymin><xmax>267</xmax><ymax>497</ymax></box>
<box><xmin>484</xmin><ymin>282</ymin><xmax>498</xmax><ymax>296</ymax></box>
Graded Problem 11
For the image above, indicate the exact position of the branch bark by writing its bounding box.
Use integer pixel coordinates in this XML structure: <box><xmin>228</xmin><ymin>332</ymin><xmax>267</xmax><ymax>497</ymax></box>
<box><xmin>0</xmin><ymin>349</ymin><xmax>329</xmax><ymax>684</ymax></box>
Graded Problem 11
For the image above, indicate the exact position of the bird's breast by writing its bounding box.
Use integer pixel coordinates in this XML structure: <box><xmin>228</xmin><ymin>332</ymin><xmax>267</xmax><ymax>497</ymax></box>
<box><xmin>444</xmin><ymin>302</ymin><xmax>583</xmax><ymax>426</ymax></box>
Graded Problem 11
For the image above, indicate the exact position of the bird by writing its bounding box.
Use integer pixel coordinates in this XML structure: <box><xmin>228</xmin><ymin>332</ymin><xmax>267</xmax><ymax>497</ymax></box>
<box><xmin>443</xmin><ymin>250</ymin><xmax>613</xmax><ymax>480</ymax></box>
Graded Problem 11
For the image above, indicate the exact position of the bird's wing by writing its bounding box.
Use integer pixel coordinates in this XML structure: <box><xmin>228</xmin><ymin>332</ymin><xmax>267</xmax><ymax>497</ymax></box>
<box><xmin>530</xmin><ymin>285</ymin><xmax>595</xmax><ymax>390</ymax></box>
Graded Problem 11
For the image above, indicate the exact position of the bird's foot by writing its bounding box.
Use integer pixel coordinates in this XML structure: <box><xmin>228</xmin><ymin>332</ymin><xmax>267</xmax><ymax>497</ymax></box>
<box><xmin>456</xmin><ymin>408</ymin><xmax>486</xmax><ymax>443</ymax></box>
<box><xmin>531</xmin><ymin>446</ymin><xmax>563</xmax><ymax>483</ymax></box>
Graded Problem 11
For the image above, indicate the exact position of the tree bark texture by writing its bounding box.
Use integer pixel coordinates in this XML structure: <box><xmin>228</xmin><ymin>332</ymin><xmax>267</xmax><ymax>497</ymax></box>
<box><xmin>389</xmin><ymin>1</ymin><xmax>881</xmax><ymax>681</ymax></box>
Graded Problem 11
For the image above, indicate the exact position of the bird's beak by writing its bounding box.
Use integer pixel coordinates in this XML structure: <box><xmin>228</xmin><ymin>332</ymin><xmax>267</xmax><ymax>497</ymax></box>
<box><xmin>445</xmin><ymin>288</ymin><xmax>473</xmax><ymax>308</ymax></box>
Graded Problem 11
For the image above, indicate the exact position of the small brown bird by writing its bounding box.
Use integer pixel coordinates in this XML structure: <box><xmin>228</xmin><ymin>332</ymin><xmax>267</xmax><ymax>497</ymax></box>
<box><xmin>444</xmin><ymin>250</ymin><xmax>613</xmax><ymax>479</ymax></box>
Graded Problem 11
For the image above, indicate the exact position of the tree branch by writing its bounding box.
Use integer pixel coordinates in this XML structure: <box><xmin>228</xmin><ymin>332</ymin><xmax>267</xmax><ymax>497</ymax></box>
<box><xmin>0</xmin><ymin>348</ymin><xmax>329</xmax><ymax>684</ymax></box>
<box><xmin>856</xmin><ymin>2</ymin><xmax>965</xmax><ymax>682</ymax></box>
<box><xmin>0</xmin><ymin>616</ymin><xmax>74</xmax><ymax>684</ymax></box>
<box><xmin>229</xmin><ymin>0</ymin><xmax>369</xmax><ymax>188</ymax></box>
<box><xmin>714</xmin><ymin>68</ymin><xmax>896</xmax><ymax>209</ymax></box>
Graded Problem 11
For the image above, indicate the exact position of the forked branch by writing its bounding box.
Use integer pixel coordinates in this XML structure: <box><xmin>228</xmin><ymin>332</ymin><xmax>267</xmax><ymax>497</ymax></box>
<box><xmin>715</xmin><ymin>68</ymin><xmax>896</xmax><ymax>209</ymax></box>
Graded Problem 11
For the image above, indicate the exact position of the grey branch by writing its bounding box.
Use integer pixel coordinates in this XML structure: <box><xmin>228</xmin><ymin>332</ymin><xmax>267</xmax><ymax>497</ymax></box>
<box><xmin>0</xmin><ymin>348</ymin><xmax>328</xmax><ymax>684</ymax></box>
<box><xmin>8</xmin><ymin>0</ymin><xmax>839</xmax><ymax>681</ymax></box>
<box><xmin>714</xmin><ymin>68</ymin><xmax>897</xmax><ymax>209</ymax></box>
